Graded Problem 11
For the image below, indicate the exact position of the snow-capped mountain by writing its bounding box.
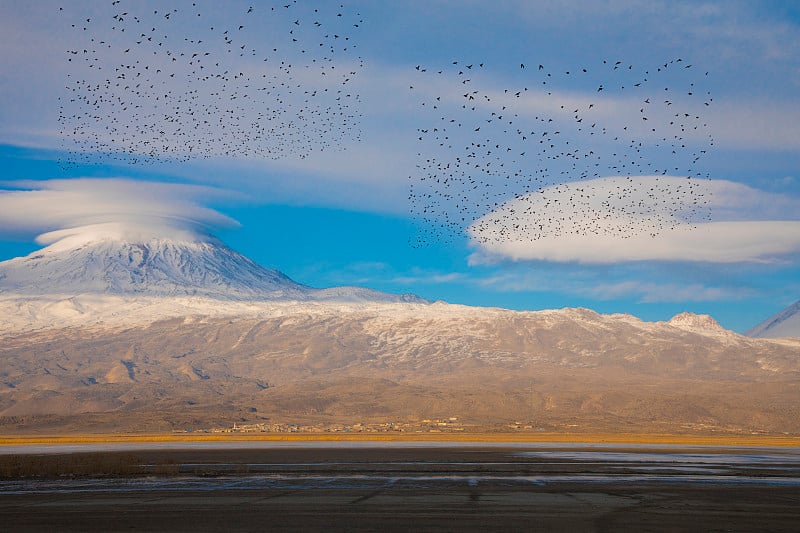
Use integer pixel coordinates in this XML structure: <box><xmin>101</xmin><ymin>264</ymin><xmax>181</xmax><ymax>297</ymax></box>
<box><xmin>0</xmin><ymin>228</ymin><xmax>424</xmax><ymax>304</ymax></box>
<box><xmin>2</xmin><ymin>226</ymin><xmax>798</xmax><ymax>437</ymax></box>
<box><xmin>746</xmin><ymin>300</ymin><xmax>800</xmax><ymax>339</ymax></box>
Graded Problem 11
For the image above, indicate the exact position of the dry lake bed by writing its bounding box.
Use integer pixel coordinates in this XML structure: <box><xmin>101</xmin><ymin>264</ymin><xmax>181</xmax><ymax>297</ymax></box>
<box><xmin>1</xmin><ymin>441</ymin><xmax>799</xmax><ymax>532</ymax></box>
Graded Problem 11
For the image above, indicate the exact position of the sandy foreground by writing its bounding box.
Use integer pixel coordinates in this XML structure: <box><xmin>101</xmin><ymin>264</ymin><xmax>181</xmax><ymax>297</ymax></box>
<box><xmin>2</xmin><ymin>436</ymin><xmax>800</xmax><ymax>532</ymax></box>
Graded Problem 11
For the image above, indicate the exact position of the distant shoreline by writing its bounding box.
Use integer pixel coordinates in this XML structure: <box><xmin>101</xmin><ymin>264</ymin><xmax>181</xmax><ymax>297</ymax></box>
<box><xmin>2</xmin><ymin>432</ymin><xmax>799</xmax><ymax>448</ymax></box>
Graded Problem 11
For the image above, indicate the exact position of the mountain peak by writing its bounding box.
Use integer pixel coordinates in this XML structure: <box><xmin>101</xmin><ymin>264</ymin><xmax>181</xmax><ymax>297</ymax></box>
<box><xmin>0</xmin><ymin>229</ymin><xmax>426</xmax><ymax>304</ymax></box>
<box><xmin>667</xmin><ymin>312</ymin><xmax>724</xmax><ymax>331</ymax></box>
<box><xmin>0</xmin><ymin>234</ymin><xmax>308</xmax><ymax>300</ymax></box>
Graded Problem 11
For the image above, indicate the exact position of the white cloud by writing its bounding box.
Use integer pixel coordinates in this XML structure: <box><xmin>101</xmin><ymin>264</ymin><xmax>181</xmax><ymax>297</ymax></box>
<box><xmin>703</xmin><ymin>101</ymin><xmax>800</xmax><ymax>150</ymax></box>
<box><xmin>509</xmin><ymin>0</ymin><xmax>800</xmax><ymax>67</ymax></box>
<box><xmin>0</xmin><ymin>178</ymin><xmax>238</xmax><ymax>246</ymax></box>
<box><xmin>474</xmin><ymin>268</ymin><xmax>751</xmax><ymax>303</ymax></box>
<box><xmin>468</xmin><ymin>176</ymin><xmax>800</xmax><ymax>264</ymax></box>
<box><xmin>583</xmin><ymin>281</ymin><xmax>752</xmax><ymax>303</ymax></box>
<box><xmin>1</xmin><ymin>0</ymin><xmax>799</xmax><ymax>222</ymax></box>
<box><xmin>390</xmin><ymin>272</ymin><xmax>465</xmax><ymax>285</ymax></box>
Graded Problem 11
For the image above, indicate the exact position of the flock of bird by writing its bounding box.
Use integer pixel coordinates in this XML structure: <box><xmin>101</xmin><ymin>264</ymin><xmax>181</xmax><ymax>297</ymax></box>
<box><xmin>408</xmin><ymin>59</ymin><xmax>715</xmax><ymax>246</ymax></box>
<box><xmin>470</xmin><ymin>175</ymin><xmax>712</xmax><ymax>244</ymax></box>
<box><xmin>58</xmin><ymin>0</ymin><xmax>364</xmax><ymax>168</ymax></box>
<box><xmin>56</xmin><ymin>2</ymin><xmax>716</xmax><ymax>249</ymax></box>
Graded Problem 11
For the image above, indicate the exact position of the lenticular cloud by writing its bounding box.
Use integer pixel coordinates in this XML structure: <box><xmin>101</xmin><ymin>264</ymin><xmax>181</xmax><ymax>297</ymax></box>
<box><xmin>468</xmin><ymin>176</ymin><xmax>800</xmax><ymax>264</ymax></box>
<box><xmin>0</xmin><ymin>178</ymin><xmax>237</xmax><ymax>246</ymax></box>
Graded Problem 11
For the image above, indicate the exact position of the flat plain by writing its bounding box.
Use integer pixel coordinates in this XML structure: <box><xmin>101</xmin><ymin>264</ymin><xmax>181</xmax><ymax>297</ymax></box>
<box><xmin>2</xmin><ymin>438</ymin><xmax>799</xmax><ymax>532</ymax></box>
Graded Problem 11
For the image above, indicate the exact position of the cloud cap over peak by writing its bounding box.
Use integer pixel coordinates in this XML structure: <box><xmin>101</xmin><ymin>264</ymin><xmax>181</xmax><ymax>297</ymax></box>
<box><xmin>0</xmin><ymin>178</ymin><xmax>238</xmax><ymax>247</ymax></box>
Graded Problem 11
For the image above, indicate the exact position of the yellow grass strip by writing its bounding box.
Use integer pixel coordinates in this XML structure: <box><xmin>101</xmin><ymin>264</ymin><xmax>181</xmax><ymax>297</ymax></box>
<box><xmin>1</xmin><ymin>433</ymin><xmax>799</xmax><ymax>447</ymax></box>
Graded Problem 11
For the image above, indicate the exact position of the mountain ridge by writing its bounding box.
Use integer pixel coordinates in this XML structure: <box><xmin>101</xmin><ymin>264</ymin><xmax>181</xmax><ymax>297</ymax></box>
<box><xmin>746</xmin><ymin>300</ymin><xmax>800</xmax><ymax>339</ymax></box>
<box><xmin>2</xmin><ymin>298</ymin><xmax>798</xmax><ymax>435</ymax></box>
<box><xmin>1</xmin><ymin>231</ymin><xmax>798</xmax><ymax>435</ymax></box>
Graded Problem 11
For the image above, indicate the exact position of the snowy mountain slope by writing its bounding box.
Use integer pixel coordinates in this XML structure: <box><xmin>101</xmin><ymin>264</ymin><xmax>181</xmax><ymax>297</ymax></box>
<box><xmin>312</xmin><ymin>286</ymin><xmax>426</xmax><ymax>304</ymax></box>
<box><xmin>746</xmin><ymin>300</ymin><xmax>800</xmax><ymax>338</ymax></box>
<box><xmin>0</xmin><ymin>236</ymin><xmax>308</xmax><ymax>299</ymax></box>
<box><xmin>0</xmin><ymin>230</ymin><xmax>425</xmax><ymax>304</ymax></box>
<box><xmin>2</xmin><ymin>300</ymin><xmax>799</xmax><ymax>434</ymax></box>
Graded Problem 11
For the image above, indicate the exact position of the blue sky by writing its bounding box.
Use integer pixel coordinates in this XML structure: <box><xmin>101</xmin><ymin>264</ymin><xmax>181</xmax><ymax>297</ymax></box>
<box><xmin>1</xmin><ymin>1</ymin><xmax>799</xmax><ymax>332</ymax></box>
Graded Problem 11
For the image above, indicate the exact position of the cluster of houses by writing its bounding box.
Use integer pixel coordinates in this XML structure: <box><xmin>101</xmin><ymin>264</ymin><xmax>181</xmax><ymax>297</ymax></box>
<box><xmin>206</xmin><ymin>417</ymin><xmax>478</xmax><ymax>434</ymax></box>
